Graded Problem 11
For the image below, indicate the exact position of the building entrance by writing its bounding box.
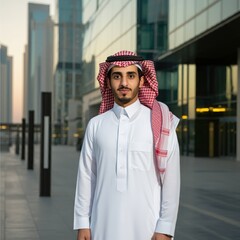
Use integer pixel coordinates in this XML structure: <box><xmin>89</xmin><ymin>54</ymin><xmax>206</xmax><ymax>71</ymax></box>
<box><xmin>219</xmin><ymin>119</ymin><xmax>236</xmax><ymax>157</ymax></box>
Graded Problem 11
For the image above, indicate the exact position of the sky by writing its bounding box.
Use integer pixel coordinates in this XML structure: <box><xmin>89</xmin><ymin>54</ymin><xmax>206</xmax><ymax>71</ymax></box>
<box><xmin>0</xmin><ymin>0</ymin><xmax>55</xmax><ymax>123</ymax></box>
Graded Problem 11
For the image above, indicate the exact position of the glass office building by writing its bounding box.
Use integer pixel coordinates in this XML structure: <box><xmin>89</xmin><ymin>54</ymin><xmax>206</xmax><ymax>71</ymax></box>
<box><xmin>0</xmin><ymin>45</ymin><xmax>13</xmax><ymax>151</ymax></box>
<box><xmin>26</xmin><ymin>3</ymin><xmax>54</xmax><ymax>124</ymax></box>
<box><xmin>137</xmin><ymin>0</ymin><xmax>168</xmax><ymax>59</ymax></box>
<box><xmin>81</xmin><ymin>0</ymin><xmax>239</xmax><ymax>159</ymax></box>
<box><xmin>82</xmin><ymin>0</ymin><xmax>137</xmax><ymax>92</ymax></box>
<box><xmin>54</xmin><ymin>0</ymin><xmax>83</xmax><ymax>144</ymax></box>
<box><xmin>81</xmin><ymin>0</ymin><xmax>138</xmax><ymax>125</ymax></box>
<box><xmin>157</xmin><ymin>0</ymin><xmax>240</xmax><ymax>158</ymax></box>
<box><xmin>82</xmin><ymin>0</ymin><xmax>167</xmax><ymax>84</ymax></box>
<box><xmin>81</xmin><ymin>0</ymin><xmax>168</xmax><ymax>122</ymax></box>
<box><xmin>0</xmin><ymin>45</ymin><xmax>12</xmax><ymax>123</ymax></box>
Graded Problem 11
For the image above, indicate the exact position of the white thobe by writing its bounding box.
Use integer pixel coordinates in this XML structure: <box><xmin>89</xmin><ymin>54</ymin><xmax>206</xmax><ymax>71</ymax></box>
<box><xmin>74</xmin><ymin>99</ymin><xmax>180</xmax><ymax>240</ymax></box>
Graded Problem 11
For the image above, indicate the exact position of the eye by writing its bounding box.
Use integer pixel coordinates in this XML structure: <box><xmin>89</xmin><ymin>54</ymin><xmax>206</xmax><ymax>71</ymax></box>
<box><xmin>112</xmin><ymin>74</ymin><xmax>121</xmax><ymax>80</ymax></box>
<box><xmin>128</xmin><ymin>73</ymin><xmax>136</xmax><ymax>79</ymax></box>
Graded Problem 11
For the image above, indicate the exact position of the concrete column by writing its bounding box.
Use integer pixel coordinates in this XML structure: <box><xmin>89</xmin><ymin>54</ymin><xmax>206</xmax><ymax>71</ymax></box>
<box><xmin>237</xmin><ymin>49</ymin><xmax>240</xmax><ymax>161</ymax></box>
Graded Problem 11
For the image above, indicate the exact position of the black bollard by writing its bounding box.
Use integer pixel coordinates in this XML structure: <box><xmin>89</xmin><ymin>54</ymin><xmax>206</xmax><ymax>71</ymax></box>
<box><xmin>28</xmin><ymin>111</ymin><xmax>34</xmax><ymax>170</ymax></box>
<box><xmin>40</xmin><ymin>92</ymin><xmax>52</xmax><ymax>197</ymax></box>
<box><xmin>21</xmin><ymin>118</ymin><xmax>26</xmax><ymax>160</ymax></box>
<box><xmin>15</xmin><ymin>126</ymin><xmax>20</xmax><ymax>155</ymax></box>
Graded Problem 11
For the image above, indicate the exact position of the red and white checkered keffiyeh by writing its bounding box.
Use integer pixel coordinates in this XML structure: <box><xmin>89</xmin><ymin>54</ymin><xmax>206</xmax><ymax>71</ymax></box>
<box><xmin>97</xmin><ymin>50</ymin><xmax>173</xmax><ymax>183</ymax></box>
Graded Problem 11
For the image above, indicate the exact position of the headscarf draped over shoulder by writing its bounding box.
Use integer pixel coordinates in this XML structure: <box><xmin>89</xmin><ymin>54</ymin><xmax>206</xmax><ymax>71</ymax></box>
<box><xmin>97</xmin><ymin>50</ymin><xmax>174</xmax><ymax>183</ymax></box>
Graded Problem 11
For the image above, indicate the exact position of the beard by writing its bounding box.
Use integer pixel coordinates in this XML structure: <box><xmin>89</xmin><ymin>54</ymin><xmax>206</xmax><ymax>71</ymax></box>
<box><xmin>117</xmin><ymin>96</ymin><xmax>132</xmax><ymax>104</ymax></box>
<box><xmin>115</xmin><ymin>85</ymin><xmax>140</xmax><ymax>105</ymax></box>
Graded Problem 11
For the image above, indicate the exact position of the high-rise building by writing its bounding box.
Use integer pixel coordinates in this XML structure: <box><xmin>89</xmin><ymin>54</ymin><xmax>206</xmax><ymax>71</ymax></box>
<box><xmin>23</xmin><ymin>44</ymin><xmax>28</xmax><ymax>121</ymax></box>
<box><xmin>54</xmin><ymin>0</ymin><xmax>83</xmax><ymax>145</ymax></box>
<box><xmin>80</xmin><ymin>0</ymin><xmax>239</xmax><ymax>160</ymax></box>
<box><xmin>24</xmin><ymin>3</ymin><xmax>54</xmax><ymax>124</ymax></box>
<box><xmin>156</xmin><ymin>0</ymin><xmax>240</xmax><ymax>159</ymax></box>
<box><xmin>80</xmin><ymin>0</ymin><xmax>168</xmax><ymax>126</ymax></box>
<box><xmin>0</xmin><ymin>44</ymin><xmax>13</xmax><ymax>123</ymax></box>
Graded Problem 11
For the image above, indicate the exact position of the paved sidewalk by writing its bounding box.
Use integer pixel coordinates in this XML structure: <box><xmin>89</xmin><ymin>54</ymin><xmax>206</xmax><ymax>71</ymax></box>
<box><xmin>1</xmin><ymin>145</ymin><xmax>240</xmax><ymax>239</ymax></box>
<box><xmin>176</xmin><ymin>156</ymin><xmax>240</xmax><ymax>240</ymax></box>
<box><xmin>0</xmin><ymin>145</ymin><xmax>79</xmax><ymax>240</ymax></box>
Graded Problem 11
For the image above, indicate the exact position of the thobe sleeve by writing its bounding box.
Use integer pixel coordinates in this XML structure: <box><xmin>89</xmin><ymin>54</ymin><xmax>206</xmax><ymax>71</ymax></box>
<box><xmin>155</xmin><ymin>116</ymin><xmax>180</xmax><ymax>237</ymax></box>
<box><xmin>74</xmin><ymin>119</ymin><xmax>97</xmax><ymax>230</ymax></box>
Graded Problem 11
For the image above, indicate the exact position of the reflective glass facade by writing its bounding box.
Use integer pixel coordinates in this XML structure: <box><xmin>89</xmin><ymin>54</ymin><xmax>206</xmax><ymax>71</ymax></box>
<box><xmin>27</xmin><ymin>3</ymin><xmax>53</xmax><ymax>123</ymax></box>
<box><xmin>0</xmin><ymin>45</ymin><xmax>12</xmax><ymax>123</ymax></box>
<box><xmin>137</xmin><ymin>0</ymin><xmax>168</xmax><ymax>59</ymax></box>
<box><xmin>82</xmin><ymin>0</ymin><xmax>137</xmax><ymax>93</ymax></box>
<box><xmin>81</xmin><ymin>0</ymin><xmax>239</xmax><ymax>158</ymax></box>
<box><xmin>81</xmin><ymin>0</ymin><xmax>168</xmax><ymax>127</ymax></box>
<box><xmin>58</xmin><ymin>0</ymin><xmax>82</xmax><ymax>63</ymax></box>
<box><xmin>169</xmin><ymin>0</ymin><xmax>240</xmax><ymax>49</ymax></box>
<box><xmin>158</xmin><ymin>64</ymin><xmax>238</xmax><ymax>157</ymax></box>
<box><xmin>54</xmin><ymin>0</ymin><xmax>83</xmax><ymax>144</ymax></box>
<box><xmin>157</xmin><ymin>0</ymin><xmax>240</xmax><ymax>157</ymax></box>
<box><xmin>82</xmin><ymin>0</ymin><xmax>168</xmax><ymax>92</ymax></box>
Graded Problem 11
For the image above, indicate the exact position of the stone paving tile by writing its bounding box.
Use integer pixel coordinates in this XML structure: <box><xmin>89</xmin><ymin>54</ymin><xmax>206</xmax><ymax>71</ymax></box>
<box><xmin>38</xmin><ymin>229</ymin><xmax>76</xmax><ymax>240</ymax></box>
<box><xmin>5</xmin><ymin>228</ymin><xmax>39</xmax><ymax>240</ymax></box>
<box><xmin>175</xmin><ymin>156</ymin><xmax>240</xmax><ymax>239</ymax></box>
<box><xmin>0</xmin><ymin>146</ymin><xmax>79</xmax><ymax>240</ymax></box>
<box><xmin>1</xmin><ymin>146</ymin><xmax>240</xmax><ymax>240</ymax></box>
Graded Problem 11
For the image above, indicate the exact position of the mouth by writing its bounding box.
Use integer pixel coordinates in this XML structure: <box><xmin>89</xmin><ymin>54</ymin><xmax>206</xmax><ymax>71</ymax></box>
<box><xmin>118</xmin><ymin>87</ymin><xmax>131</xmax><ymax>95</ymax></box>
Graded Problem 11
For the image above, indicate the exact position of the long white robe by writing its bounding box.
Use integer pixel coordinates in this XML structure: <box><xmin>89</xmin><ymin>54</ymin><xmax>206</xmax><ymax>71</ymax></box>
<box><xmin>74</xmin><ymin>100</ymin><xmax>180</xmax><ymax>240</ymax></box>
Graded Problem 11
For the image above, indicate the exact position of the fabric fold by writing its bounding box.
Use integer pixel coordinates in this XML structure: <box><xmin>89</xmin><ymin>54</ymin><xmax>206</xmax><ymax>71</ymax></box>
<box><xmin>97</xmin><ymin>50</ymin><xmax>174</xmax><ymax>183</ymax></box>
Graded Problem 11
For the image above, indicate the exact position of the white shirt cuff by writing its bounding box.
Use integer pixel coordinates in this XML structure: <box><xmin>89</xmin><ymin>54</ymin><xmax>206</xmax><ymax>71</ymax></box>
<box><xmin>155</xmin><ymin>219</ymin><xmax>174</xmax><ymax>237</ymax></box>
<box><xmin>73</xmin><ymin>216</ymin><xmax>90</xmax><ymax>230</ymax></box>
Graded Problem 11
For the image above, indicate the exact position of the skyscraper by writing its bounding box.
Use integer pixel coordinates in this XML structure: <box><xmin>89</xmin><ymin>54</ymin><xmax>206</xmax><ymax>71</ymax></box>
<box><xmin>80</xmin><ymin>0</ymin><xmax>168</xmax><ymax>127</ymax></box>
<box><xmin>54</xmin><ymin>0</ymin><xmax>83</xmax><ymax>144</ymax></box>
<box><xmin>23</xmin><ymin>45</ymin><xmax>28</xmax><ymax>121</ymax></box>
<box><xmin>80</xmin><ymin>0</ymin><xmax>239</xmax><ymax>160</ymax></box>
<box><xmin>25</xmin><ymin>3</ymin><xmax>54</xmax><ymax>124</ymax></box>
<box><xmin>0</xmin><ymin>44</ymin><xmax>13</xmax><ymax>123</ymax></box>
<box><xmin>156</xmin><ymin>0</ymin><xmax>240</xmax><ymax>159</ymax></box>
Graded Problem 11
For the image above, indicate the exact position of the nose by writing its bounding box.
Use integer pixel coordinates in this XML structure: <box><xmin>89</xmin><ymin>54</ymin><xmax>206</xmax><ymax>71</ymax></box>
<box><xmin>120</xmin><ymin>75</ymin><xmax>128</xmax><ymax>87</ymax></box>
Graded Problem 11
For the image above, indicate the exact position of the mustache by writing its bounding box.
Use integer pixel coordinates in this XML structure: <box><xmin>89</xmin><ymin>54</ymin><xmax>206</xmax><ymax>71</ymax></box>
<box><xmin>117</xmin><ymin>86</ymin><xmax>131</xmax><ymax>91</ymax></box>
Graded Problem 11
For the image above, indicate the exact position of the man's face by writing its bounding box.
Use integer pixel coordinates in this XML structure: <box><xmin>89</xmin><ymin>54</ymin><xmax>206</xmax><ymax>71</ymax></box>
<box><xmin>107</xmin><ymin>65</ymin><xmax>144</xmax><ymax>107</ymax></box>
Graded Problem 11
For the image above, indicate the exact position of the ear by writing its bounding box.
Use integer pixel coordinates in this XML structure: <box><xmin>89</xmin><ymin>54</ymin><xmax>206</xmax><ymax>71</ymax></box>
<box><xmin>107</xmin><ymin>77</ymin><xmax>111</xmax><ymax>89</ymax></box>
<box><xmin>139</xmin><ymin>76</ymin><xmax>144</xmax><ymax>88</ymax></box>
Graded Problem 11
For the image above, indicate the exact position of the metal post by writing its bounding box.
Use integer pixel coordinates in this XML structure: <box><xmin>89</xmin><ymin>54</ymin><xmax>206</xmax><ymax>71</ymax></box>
<box><xmin>40</xmin><ymin>92</ymin><xmax>52</xmax><ymax>197</ymax></box>
<box><xmin>28</xmin><ymin>111</ymin><xmax>34</xmax><ymax>169</ymax></box>
<box><xmin>237</xmin><ymin>48</ymin><xmax>240</xmax><ymax>161</ymax></box>
<box><xmin>21</xmin><ymin>118</ymin><xmax>26</xmax><ymax>160</ymax></box>
<box><xmin>15</xmin><ymin>126</ymin><xmax>20</xmax><ymax>155</ymax></box>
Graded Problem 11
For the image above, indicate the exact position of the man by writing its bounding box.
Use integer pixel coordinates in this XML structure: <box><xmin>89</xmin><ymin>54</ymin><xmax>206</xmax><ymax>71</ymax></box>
<box><xmin>74</xmin><ymin>50</ymin><xmax>180</xmax><ymax>240</ymax></box>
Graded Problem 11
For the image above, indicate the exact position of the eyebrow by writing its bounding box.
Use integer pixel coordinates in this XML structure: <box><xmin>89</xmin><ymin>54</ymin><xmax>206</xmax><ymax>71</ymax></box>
<box><xmin>111</xmin><ymin>71</ymin><xmax>137</xmax><ymax>76</ymax></box>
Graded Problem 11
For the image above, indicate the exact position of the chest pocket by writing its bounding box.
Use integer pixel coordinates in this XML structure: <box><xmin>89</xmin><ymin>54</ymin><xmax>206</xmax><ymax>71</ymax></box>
<box><xmin>129</xmin><ymin>142</ymin><xmax>153</xmax><ymax>171</ymax></box>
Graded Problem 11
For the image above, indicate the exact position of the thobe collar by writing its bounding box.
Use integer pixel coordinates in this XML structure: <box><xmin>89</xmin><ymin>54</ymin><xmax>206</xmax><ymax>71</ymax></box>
<box><xmin>112</xmin><ymin>99</ymin><xmax>141</xmax><ymax>119</ymax></box>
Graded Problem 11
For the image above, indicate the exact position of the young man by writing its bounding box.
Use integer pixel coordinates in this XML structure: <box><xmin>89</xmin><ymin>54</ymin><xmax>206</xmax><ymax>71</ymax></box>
<box><xmin>74</xmin><ymin>50</ymin><xmax>180</xmax><ymax>240</ymax></box>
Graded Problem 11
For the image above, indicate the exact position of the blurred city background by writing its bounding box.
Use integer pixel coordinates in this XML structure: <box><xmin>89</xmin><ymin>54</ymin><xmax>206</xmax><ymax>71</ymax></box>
<box><xmin>0</xmin><ymin>0</ymin><xmax>240</xmax><ymax>239</ymax></box>
<box><xmin>1</xmin><ymin>0</ymin><xmax>240</xmax><ymax>158</ymax></box>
